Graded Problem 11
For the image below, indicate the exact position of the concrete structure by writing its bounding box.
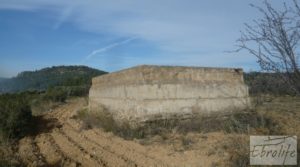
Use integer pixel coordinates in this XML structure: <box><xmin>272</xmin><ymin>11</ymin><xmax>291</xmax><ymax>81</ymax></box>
<box><xmin>89</xmin><ymin>65</ymin><xmax>251</xmax><ymax>126</ymax></box>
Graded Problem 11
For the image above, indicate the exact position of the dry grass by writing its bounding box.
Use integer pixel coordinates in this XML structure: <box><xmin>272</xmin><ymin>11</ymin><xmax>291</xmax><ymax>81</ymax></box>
<box><xmin>78</xmin><ymin>110</ymin><xmax>240</xmax><ymax>139</ymax></box>
<box><xmin>77</xmin><ymin>105</ymin><xmax>278</xmax><ymax>140</ymax></box>
<box><xmin>224</xmin><ymin>96</ymin><xmax>300</xmax><ymax>166</ymax></box>
<box><xmin>75</xmin><ymin>96</ymin><xmax>300</xmax><ymax>166</ymax></box>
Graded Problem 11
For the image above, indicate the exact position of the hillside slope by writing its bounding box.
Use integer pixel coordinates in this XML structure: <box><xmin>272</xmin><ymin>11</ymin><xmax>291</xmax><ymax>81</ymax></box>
<box><xmin>0</xmin><ymin>66</ymin><xmax>107</xmax><ymax>93</ymax></box>
<box><xmin>0</xmin><ymin>78</ymin><xmax>7</xmax><ymax>83</ymax></box>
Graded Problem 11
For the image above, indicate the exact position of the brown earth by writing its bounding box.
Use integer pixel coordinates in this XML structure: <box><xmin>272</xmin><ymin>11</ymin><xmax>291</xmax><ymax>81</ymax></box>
<box><xmin>16</xmin><ymin>96</ymin><xmax>300</xmax><ymax>167</ymax></box>
<box><xmin>17</xmin><ymin>98</ymin><xmax>241</xmax><ymax>167</ymax></box>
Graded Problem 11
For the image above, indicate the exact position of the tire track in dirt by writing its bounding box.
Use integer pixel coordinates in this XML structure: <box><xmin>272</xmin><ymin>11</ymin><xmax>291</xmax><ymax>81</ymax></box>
<box><xmin>61</xmin><ymin>123</ymin><xmax>138</xmax><ymax>167</ymax></box>
<box><xmin>50</xmin><ymin>128</ymin><xmax>106</xmax><ymax>167</ymax></box>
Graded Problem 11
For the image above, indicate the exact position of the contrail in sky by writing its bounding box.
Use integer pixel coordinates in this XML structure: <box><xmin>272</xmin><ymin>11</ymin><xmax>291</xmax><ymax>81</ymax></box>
<box><xmin>86</xmin><ymin>37</ymin><xmax>137</xmax><ymax>60</ymax></box>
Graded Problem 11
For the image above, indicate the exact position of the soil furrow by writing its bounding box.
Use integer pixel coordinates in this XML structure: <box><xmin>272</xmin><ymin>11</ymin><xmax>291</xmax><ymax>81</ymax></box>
<box><xmin>17</xmin><ymin>98</ymin><xmax>178</xmax><ymax>166</ymax></box>
<box><xmin>59</xmin><ymin>127</ymin><xmax>123</xmax><ymax>167</ymax></box>
<box><xmin>35</xmin><ymin>133</ymin><xmax>78</xmax><ymax>166</ymax></box>
<box><xmin>51</xmin><ymin>128</ymin><xmax>105</xmax><ymax>167</ymax></box>
<box><xmin>18</xmin><ymin>137</ymin><xmax>47</xmax><ymax>167</ymax></box>
<box><xmin>63</xmin><ymin>123</ymin><xmax>138</xmax><ymax>167</ymax></box>
<box><xmin>46</xmin><ymin>133</ymin><xmax>82</xmax><ymax>167</ymax></box>
<box><xmin>87</xmin><ymin>129</ymin><xmax>163</xmax><ymax>164</ymax></box>
<box><xmin>66</xmin><ymin>119</ymin><xmax>167</xmax><ymax>166</ymax></box>
<box><xmin>59</xmin><ymin>129</ymin><xmax>109</xmax><ymax>166</ymax></box>
<box><xmin>31</xmin><ymin>137</ymin><xmax>47</xmax><ymax>165</ymax></box>
<box><xmin>86</xmin><ymin>130</ymin><xmax>165</xmax><ymax>166</ymax></box>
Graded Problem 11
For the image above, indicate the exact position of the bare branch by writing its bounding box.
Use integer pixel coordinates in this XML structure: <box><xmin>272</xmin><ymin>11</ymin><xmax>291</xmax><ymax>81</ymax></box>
<box><xmin>236</xmin><ymin>0</ymin><xmax>300</xmax><ymax>95</ymax></box>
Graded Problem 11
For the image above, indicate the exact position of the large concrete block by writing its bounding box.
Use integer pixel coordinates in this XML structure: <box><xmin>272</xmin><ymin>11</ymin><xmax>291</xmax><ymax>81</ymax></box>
<box><xmin>89</xmin><ymin>65</ymin><xmax>251</xmax><ymax>125</ymax></box>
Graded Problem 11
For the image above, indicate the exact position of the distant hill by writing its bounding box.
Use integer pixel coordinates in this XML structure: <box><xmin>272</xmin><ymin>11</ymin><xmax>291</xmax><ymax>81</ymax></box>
<box><xmin>0</xmin><ymin>66</ymin><xmax>107</xmax><ymax>93</ymax></box>
<box><xmin>0</xmin><ymin>77</ymin><xmax>7</xmax><ymax>83</ymax></box>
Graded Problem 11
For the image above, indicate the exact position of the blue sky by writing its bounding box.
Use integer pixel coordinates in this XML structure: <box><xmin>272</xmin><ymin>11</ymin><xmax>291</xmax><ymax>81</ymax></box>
<box><xmin>0</xmin><ymin>0</ymin><xmax>289</xmax><ymax>77</ymax></box>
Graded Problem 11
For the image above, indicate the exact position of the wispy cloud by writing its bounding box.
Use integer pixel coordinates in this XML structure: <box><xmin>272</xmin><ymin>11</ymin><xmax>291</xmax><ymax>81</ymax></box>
<box><xmin>53</xmin><ymin>6</ymin><xmax>73</xmax><ymax>29</ymax></box>
<box><xmin>0</xmin><ymin>0</ymin><xmax>246</xmax><ymax>53</ymax></box>
<box><xmin>86</xmin><ymin>37</ymin><xmax>137</xmax><ymax>60</ymax></box>
<box><xmin>0</xmin><ymin>0</ymin><xmax>282</xmax><ymax>71</ymax></box>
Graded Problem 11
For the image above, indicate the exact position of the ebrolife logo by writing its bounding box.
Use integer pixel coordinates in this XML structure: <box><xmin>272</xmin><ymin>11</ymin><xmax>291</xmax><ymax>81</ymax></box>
<box><xmin>250</xmin><ymin>136</ymin><xmax>297</xmax><ymax>165</ymax></box>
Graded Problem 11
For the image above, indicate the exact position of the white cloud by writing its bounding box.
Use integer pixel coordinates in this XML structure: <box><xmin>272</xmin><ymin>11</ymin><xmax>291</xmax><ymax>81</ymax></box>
<box><xmin>86</xmin><ymin>37</ymin><xmax>137</xmax><ymax>60</ymax></box>
<box><xmin>53</xmin><ymin>6</ymin><xmax>73</xmax><ymax>29</ymax></box>
<box><xmin>0</xmin><ymin>0</ymin><xmax>288</xmax><ymax>69</ymax></box>
<box><xmin>0</xmin><ymin>0</ymin><xmax>247</xmax><ymax>52</ymax></box>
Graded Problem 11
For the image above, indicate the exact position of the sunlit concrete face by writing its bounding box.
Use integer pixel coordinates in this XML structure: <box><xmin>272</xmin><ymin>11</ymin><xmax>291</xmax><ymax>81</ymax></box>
<box><xmin>89</xmin><ymin>65</ymin><xmax>251</xmax><ymax>126</ymax></box>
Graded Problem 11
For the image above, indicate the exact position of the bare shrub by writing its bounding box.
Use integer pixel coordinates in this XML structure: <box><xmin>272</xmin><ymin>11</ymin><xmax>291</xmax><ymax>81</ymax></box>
<box><xmin>77</xmin><ymin>106</ymin><xmax>278</xmax><ymax>141</ymax></box>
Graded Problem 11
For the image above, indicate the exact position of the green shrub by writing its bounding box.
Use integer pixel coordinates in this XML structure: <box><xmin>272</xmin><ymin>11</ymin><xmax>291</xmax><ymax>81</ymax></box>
<box><xmin>67</xmin><ymin>86</ymin><xmax>89</xmax><ymax>97</ymax></box>
<box><xmin>44</xmin><ymin>87</ymin><xmax>67</xmax><ymax>102</ymax></box>
<box><xmin>0</xmin><ymin>94</ymin><xmax>33</xmax><ymax>139</ymax></box>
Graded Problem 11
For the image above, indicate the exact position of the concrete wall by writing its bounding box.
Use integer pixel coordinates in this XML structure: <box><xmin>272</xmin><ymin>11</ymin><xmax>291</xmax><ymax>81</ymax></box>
<box><xmin>89</xmin><ymin>65</ymin><xmax>251</xmax><ymax>125</ymax></box>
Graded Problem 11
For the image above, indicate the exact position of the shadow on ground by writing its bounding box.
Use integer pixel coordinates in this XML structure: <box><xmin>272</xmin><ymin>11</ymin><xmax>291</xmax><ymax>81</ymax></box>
<box><xmin>30</xmin><ymin>116</ymin><xmax>62</xmax><ymax>136</ymax></box>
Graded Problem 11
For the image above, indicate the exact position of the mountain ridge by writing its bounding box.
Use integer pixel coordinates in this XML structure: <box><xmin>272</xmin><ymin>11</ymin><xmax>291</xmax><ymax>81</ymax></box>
<box><xmin>0</xmin><ymin>65</ymin><xmax>107</xmax><ymax>93</ymax></box>
<box><xmin>0</xmin><ymin>77</ymin><xmax>8</xmax><ymax>83</ymax></box>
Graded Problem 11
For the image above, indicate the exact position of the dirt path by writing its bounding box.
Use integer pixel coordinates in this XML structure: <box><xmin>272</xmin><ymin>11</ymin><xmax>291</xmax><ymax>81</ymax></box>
<box><xmin>17</xmin><ymin>98</ymin><xmax>231</xmax><ymax>167</ymax></box>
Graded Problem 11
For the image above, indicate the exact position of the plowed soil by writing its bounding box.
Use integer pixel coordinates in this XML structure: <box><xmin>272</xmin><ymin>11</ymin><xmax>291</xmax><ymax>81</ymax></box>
<box><xmin>17</xmin><ymin>98</ymin><xmax>240</xmax><ymax>167</ymax></box>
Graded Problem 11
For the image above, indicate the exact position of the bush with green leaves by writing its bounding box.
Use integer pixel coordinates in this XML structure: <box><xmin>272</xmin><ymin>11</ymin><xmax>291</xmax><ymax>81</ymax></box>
<box><xmin>67</xmin><ymin>86</ymin><xmax>90</xmax><ymax>97</ymax></box>
<box><xmin>0</xmin><ymin>94</ymin><xmax>33</xmax><ymax>140</ymax></box>
<box><xmin>44</xmin><ymin>87</ymin><xmax>68</xmax><ymax>102</ymax></box>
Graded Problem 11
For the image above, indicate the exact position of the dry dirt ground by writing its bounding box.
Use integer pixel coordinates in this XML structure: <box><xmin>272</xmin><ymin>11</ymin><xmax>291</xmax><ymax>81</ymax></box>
<box><xmin>17</xmin><ymin>98</ymin><xmax>245</xmax><ymax>167</ymax></box>
<box><xmin>16</xmin><ymin>97</ymin><xmax>300</xmax><ymax>167</ymax></box>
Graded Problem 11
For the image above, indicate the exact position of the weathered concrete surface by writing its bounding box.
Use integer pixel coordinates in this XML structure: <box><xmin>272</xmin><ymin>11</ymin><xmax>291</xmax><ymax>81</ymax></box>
<box><xmin>89</xmin><ymin>65</ymin><xmax>251</xmax><ymax>125</ymax></box>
